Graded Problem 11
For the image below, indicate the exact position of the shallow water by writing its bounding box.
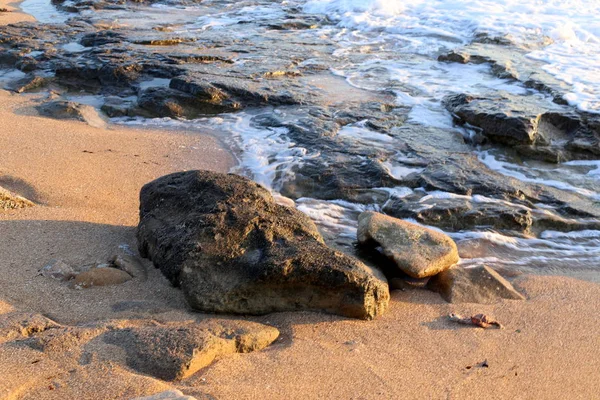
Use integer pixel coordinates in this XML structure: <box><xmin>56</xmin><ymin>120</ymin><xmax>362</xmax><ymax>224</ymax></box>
<box><xmin>18</xmin><ymin>0</ymin><xmax>600</xmax><ymax>280</ymax></box>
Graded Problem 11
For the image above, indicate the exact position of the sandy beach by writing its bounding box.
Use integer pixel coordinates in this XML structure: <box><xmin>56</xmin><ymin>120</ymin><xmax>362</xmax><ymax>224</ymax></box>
<box><xmin>1</xmin><ymin>1</ymin><xmax>599</xmax><ymax>399</ymax></box>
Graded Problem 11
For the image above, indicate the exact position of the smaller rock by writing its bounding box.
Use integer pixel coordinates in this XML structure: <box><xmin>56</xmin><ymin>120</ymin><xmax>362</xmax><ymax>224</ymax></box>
<box><xmin>72</xmin><ymin>267</ymin><xmax>132</xmax><ymax>289</ymax></box>
<box><xmin>132</xmin><ymin>390</ymin><xmax>197</xmax><ymax>400</ymax></box>
<box><xmin>0</xmin><ymin>185</ymin><xmax>34</xmax><ymax>210</ymax></box>
<box><xmin>357</xmin><ymin>211</ymin><xmax>459</xmax><ymax>279</ymax></box>
<box><xmin>39</xmin><ymin>259</ymin><xmax>77</xmax><ymax>282</ymax></box>
<box><xmin>426</xmin><ymin>265</ymin><xmax>525</xmax><ymax>304</ymax></box>
<box><xmin>37</xmin><ymin>100</ymin><xmax>108</xmax><ymax>128</ymax></box>
<box><xmin>111</xmin><ymin>254</ymin><xmax>147</xmax><ymax>280</ymax></box>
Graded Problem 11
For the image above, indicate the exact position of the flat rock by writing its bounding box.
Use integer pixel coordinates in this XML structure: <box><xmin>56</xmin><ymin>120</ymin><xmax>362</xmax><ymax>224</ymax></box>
<box><xmin>357</xmin><ymin>211</ymin><xmax>459</xmax><ymax>279</ymax></box>
<box><xmin>72</xmin><ymin>267</ymin><xmax>132</xmax><ymax>289</ymax></box>
<box><xmin>0</xmin><ymin>185</ymin><xmax>34</xmax><ymax>210</ymax></box>
<box><xmin>103</xmin><ymin>320</ymin><xmax>279</xmax><ymax>381</ymax></box>
<box><xmin>137</xmin><ymin>170</ymin><xmax>389</xmax><ymax>320</ymax></box>
<box><xmin>426</xmin><ymin>265</ymin><xmax>526</xmax><ymax>304</ymax></box>
<box><xmin>444</xmin><ymin>92</ymin><xmax>599</xmax><ymax>161</ymax></box>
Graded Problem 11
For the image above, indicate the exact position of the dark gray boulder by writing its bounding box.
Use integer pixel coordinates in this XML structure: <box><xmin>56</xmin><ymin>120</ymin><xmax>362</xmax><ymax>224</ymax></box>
<box><xmin>137</xmin><ymin>171</ymin><xmax>389</xmax><ymax>320</ymax></box>
<box><xmin>444</xmin><ymin>92</ymin><xmax>599</xmax><ymax>162</ymax></box>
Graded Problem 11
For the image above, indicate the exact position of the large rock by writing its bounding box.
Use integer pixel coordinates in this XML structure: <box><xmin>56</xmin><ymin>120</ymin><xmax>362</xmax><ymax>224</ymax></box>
<box><xmin>137</xmin><ymin>171</ymin><xmax>389</xmax><ymax>320</ymax></box>
<box><xmin>357</xmin><ymin>211</ymin><xmax>459</xmax><ymax>279</ymax></box>
<box><xmin>426</xmin><ymin>265</ymin><xmax>526</xmax><ymax>304</ymax></box>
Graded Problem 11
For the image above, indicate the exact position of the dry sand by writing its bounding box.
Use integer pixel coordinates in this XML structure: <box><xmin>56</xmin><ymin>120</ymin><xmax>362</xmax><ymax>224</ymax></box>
<box><xmin>1</xmin><ymin>3</ymin><xmax>599</xmax><ymax>399</ymax></box>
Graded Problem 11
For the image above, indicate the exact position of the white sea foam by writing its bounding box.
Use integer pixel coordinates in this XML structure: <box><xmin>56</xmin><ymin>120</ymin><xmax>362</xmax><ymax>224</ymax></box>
<box><xmin>20</xmin><ymin>0</ymin><xmax>70</xmax><ymax>23</ymax></box>
<box><xmin>478</xmin><ymin>151</ymin><xmax>600</xmax><ymax>200</ymax></box>
<box><xmin>303</xmin><ymin>0</ymin><xmax>600</xmax><ymax>113</ymax></box>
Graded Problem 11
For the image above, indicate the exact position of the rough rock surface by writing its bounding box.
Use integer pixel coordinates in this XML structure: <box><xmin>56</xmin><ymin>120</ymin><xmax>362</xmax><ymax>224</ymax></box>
<box><xmin>104</xmin><ymin>320</ymin><xmax>279</xmax><ymax>381</ymax></box>
<box><xmin>427</xmin><ymin>265</ymin><xmax>526</xmax><ymax>304</ymax></box>
<box><xmin>444</xmin><ymin>92</ymin><xmax>599</xmax><ymax>162</ymax></box>
<box><xmin>357</xmin><ymin>211</ymin><xmax>459</xmax><ymax>279</ymax></box>
<box><xmin>137</xmin><ymin>170</ymin><xmax>389</xmax><ymax>320</ymax></box>
<box><xmin>0</xmin><ymin>185</ymin><xmax>34</xmax><ymax>210</ymax></box>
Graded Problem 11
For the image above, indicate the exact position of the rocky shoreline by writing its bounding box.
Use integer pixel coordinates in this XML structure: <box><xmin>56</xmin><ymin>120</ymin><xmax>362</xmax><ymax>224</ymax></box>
<box><xmin>1</xmin><ymin>0</ymin><xmax>599</xmax><ymax>399</ymax></box>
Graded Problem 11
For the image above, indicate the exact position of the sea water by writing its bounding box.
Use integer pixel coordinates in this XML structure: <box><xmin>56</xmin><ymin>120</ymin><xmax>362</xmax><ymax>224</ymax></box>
<box><xmin>21</xmin><ymin>0</ymin><xmax>600</xmax><ymax>278</ymax></box>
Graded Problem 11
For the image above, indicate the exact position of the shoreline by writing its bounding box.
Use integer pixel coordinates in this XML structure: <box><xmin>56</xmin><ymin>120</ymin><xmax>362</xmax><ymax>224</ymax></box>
<box><xmin>1</xmin><ymin>2</ymin><xmax>599</xmax><ymax>399</ymax></box>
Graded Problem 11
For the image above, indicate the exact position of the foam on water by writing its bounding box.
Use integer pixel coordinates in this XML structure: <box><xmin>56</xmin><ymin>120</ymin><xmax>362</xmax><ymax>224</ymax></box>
<box><xmin>303</xmin><ymin>0</ymin><xmax>600</xmax><ymax>112</ymax></box>
<box><xmin>478</xmin><ymin>150</ymin><xmax>600</xmax><ymax>200</ymax></box>
<box><xmin>20</xmin><ymin>0</ymin><xmax>70</xmax><ymax>23</ymax></box>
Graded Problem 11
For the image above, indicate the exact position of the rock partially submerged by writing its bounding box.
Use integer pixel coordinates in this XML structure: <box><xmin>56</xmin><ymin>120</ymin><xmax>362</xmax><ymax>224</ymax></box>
<box><xmin>427</xmin><ymin>265</ymin><xmax>525</xmax><ymax>304</ymax></box>
<box><xmin>444</xmin><ymin>92</ymin><xmax>599</xmax><ymax>162</ymax></box>
<box><xmin>137</xmin><ymin>170</ymin><xmax>389</xmax><ymax>320</ymax></box>
<box><xmin>357</xmin><ymin>211</ymin><xmax>459</xmax><ymax>279</ymax></box>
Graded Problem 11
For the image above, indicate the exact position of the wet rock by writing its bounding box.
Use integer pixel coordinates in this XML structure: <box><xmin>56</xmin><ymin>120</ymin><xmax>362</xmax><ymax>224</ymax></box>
<box><xmin>427</xmin><ymin>265</ymin><xmax>525</xmax><ymax>304</ymax></box>
<box><xmin>170</xmin><ymin>73</ymin><xmax>302</xmax><ymax>110</ymax></box>
<box><xmin>103</xmin><ymin>321</ymin><xmax>279</xmax><ymax>381</ymax></box>
<box><xmin>444</xmin><ymin>92</ymin><xmax>599</xmax><ymax>161</ymax></box>
<box><xmin>137</xmin><ymin>170</ymin><xmax>389</xmax><ymax>320</ymax></box>
<box><xmin>6</xmin><ymin>74</ymin><xmax>53</xmax><ymax>93</ymax></box>
<box><xmin>385</xmin><ymin>194</ymin><xmax>534</xmax><ymax>234</ymax></box>
<box><xmin>39</xmin><ymin>259</ymin><xmax>77</xmax><ymax>282</ymax></box>
<box><xmin>101</xmin><ymin>96</ymin><xmax>136</xmax><ymax>117</ymax></box>
<box><xmin>357</xmin><ymin>211</ymin><xmax>459</xmax><ymax>279</ymax></box>
<box><xmin>111</xmin><ymin>254</ymin><xmax>147</xmax><ymax>279</ymax></box>
<box><xmin>137</xmin><ymin>87</ymin><xmax>233</xmax><ymax>118</ymax></box>
<box><xmin>72</xmin><ymin>267</ymin><xmax>132</xmax><ymax>289</ymax></box>
<box><xmin>0</xmin><ymin>185</ymin><xmax>34</xmax><ymax>210</ymax></box>
<box><xmin>444</xmin><ymin>93</ymin><xmax>541</xmax><ymax>145</ymax></box>
<box><xmin>80</xmin><ymin>30</ymin><xmax>125</xmax><ymax>47</ymax></box>
<box><xmin>37</xmin><ymin>100</ymin><xmax>108</xmax><ymax>128</ymax></box>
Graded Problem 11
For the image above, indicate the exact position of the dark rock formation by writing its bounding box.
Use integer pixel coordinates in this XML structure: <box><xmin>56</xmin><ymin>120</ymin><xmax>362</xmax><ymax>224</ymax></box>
<box><xmin>137</xmin><ymin>171</ymin><xmax>389</xmax><ymax>320</ymax></box>
<box><xmin>444</xmin><ymin>93</ymin><xmax>599</xmax><ymax>162</ymax></box>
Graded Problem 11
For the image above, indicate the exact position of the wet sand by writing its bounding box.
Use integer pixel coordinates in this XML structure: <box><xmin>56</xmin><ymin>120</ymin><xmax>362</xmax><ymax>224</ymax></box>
<box><xmin>1</xmin><ymin>1</ymin><xmax>599</xmax><ymax>399</ymax></box>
